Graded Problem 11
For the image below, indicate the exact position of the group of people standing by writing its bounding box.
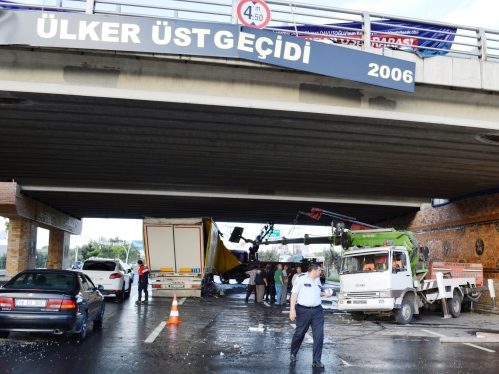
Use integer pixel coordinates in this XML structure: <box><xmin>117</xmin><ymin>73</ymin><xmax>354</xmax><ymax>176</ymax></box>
<box><xmin>245</xmin><ymin>263</ymin><xmax>302</xmax><ymax>305</ymax></box>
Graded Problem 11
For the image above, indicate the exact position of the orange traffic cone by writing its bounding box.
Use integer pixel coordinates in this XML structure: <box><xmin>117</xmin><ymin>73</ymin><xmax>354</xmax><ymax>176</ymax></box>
<box><xmin>167</xmin><ymin>294</ymin><xmax>182</xmax><ymax>325</ymax></box>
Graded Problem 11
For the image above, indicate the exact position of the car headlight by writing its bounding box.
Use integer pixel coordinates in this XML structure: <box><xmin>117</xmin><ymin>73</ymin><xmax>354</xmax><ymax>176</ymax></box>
<box><xmin>379</xmin><ymin>291</ymin><xmax>392</xmax><ymax>298</ymax></box>
<box><xmin>337</xmin><ymin>292</ymin><xmax>345</xmax><ymax>301</ymax></box>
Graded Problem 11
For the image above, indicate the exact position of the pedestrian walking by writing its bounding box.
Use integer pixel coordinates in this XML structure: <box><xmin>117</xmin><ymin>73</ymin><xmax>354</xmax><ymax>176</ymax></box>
<box><xmin>245</xmin><ymin>265</ymin><xmax>258</xmax><ymax>302</ymax></box>
<box><xmin>289</xmin><ymin>263</ymin><xmax>332</xmax><ymax>368</ymax></box>
<box><xmin>274</xmin><ymin>264</ymin><xmax>284</xmax><ymax>305</ymax></box>
<box><xmin>136</xmin><ymin>260</ymin><xmax>149</xmax><ymax>305</ymax></box>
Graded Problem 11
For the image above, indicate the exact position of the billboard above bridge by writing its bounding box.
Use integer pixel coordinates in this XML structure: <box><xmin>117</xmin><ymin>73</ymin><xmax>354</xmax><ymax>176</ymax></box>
<box><xmin>0</xmin><ymin>10</ymin><xmax>415</xmax><ymax>92</ymax></box>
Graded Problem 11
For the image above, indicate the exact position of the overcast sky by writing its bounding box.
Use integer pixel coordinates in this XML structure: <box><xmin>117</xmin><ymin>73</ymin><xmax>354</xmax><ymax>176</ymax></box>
<box><xmin>323</xmin><ymin>0</ymin><xmax>499</xmax><ymax>29</ymax></box>
<box><xmin>2</xmin><ymin>0</ymin><xmax>496</xmax><ymax>248</ymax></box>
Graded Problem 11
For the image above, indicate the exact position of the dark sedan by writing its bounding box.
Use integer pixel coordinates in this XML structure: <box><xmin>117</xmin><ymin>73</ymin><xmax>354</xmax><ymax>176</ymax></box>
<box><xmin>0</xmin><ymin>269</ymin><xmax>105</xmax><ymax>340</ymax></box>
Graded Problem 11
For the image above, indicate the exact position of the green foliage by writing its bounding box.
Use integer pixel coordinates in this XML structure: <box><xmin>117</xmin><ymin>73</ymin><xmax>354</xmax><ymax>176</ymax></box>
<box><xmin>36</xmin><ymin>252</ymin><xmax>47</xmax><ymax>268</ymax></box>
<box><xmin>75</xmin><ymin>238</ymin><xmax>140</xmax><ymax>264</ymax></box>
<box><xmin>3</xmin><ymin>218</ymin><xmax>8</xmax><ymax>231</ymax></box>
<box><xmin>80</xmin><ymin>243</ymin><xmax>97</xmax><ymax>260</ymax></box>
<box><xmin>0</xmin><ymin>254</ymin><xmax>6</xmax><ymax>269</ymax></box>
<box><xmin>258</xmin><ymin>249</ymin><xmax>279</xmax><ymax>262</ymax></box>
<box><xmin>316</xmin><ymin>245</ymin><xmax>342</xmax><ymax>275</ymax></box>
<box><xmin>327</xmin><ymin>274</ymin><xmax>340</xmax><ymax>282</ymax></box>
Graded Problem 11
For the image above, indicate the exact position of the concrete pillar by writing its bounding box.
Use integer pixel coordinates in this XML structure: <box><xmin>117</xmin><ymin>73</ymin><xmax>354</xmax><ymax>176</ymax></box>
<box><xmin>1</xmin><ymin>182</ymin><xmax>82</xmax><ymax>275</ymax></box>
<box><xmin>6</xmin><ymin>217</ymin><xmax>37</xmax><ymax>276</ymax></box>
<box><xmin>47</xmin><ymin>229</ymin><xmax>71</xmax><ymax>270</ymax></box>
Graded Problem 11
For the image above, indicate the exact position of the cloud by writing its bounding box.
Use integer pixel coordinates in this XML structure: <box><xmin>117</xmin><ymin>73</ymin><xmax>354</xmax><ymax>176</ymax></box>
<box><xmin>441</xmin><ymin>0</ymin><xmax>499</xmax><ymax>29</ymax></box>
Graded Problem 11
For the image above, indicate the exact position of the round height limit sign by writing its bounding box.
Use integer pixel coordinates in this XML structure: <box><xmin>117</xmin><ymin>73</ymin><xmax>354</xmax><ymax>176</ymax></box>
<box><xmin>237</xmin><ymin>0</ymin><xmax>272</xmax><ymax>29</ymax></box>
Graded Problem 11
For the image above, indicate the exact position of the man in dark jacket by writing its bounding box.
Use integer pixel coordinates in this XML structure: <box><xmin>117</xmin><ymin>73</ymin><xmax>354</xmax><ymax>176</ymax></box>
<box><xmin>262</xmin><ymin>263</ymin><xmax>271</xmax><ymax>301</ymax></box>
<box><xmin>136</xmin><ymin>260</ymin><xmax>149</xmax><ymax>305</ymax></box>
<box><xmin>268</xmin><ymin>264</ymin><xmax>276</xmax><ymax>302</ymax></box>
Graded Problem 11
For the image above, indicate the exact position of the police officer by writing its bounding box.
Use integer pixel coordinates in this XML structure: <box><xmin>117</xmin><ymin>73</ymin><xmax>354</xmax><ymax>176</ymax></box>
<box><xmin>289</xmin><ymin>263</ymin><xmax>332</xmax><ymax>368</ymax></box>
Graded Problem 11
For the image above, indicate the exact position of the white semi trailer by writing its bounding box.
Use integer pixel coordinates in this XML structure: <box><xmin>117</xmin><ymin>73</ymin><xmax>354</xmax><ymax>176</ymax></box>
<box><xmin>143</xmin><ymin>217</ymin><xmax>239</xmax><ymax>297</ymax></box>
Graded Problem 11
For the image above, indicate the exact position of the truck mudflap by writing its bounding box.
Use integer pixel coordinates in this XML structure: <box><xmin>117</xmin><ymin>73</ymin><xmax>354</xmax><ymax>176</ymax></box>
<box><xmin>338</xmin><ymin>298</ymin><xmax>395</xmax><ymax>312</ymax></box>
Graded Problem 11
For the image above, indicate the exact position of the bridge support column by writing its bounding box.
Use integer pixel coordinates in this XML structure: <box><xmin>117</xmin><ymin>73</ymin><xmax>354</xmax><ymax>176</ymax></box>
<box><xmin>47</xmin><ymin>230</ymin><xmax>71</xmax><ymax>270</ymax></box>
<box><xmin>6</xmin><ymin>217</ymin><xmax>37</xmax><ymax>276</ymax></box>
<box><xmin>0</xmin><ymin>182</ymin><xmax>82</xmax><ymax>276</ymax></box>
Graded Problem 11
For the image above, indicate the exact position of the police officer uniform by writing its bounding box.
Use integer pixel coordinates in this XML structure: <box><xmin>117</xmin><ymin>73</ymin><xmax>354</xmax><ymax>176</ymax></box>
<box><xmin>290</xmin><ymin>272</ymin><xmax>324</xmax><ymax>365</ymax></box>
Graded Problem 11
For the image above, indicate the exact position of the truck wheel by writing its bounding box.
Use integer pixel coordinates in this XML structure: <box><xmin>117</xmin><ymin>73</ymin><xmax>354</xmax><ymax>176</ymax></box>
<box><xmin>235</xmin><ymin>276</ymin><xmax>245</xmax><ymax>284</ymax></box>
<box><xmin>220</xmin><ymin>273</ymin><xmax>230</xmax><ymax>284</ymax></box>
<box><xmin>395</xmin><ymin>299</ymin><xmax>413</xmax><ymax>325</ymax></box>
<box><xmin>0</xmin><ymin>331</ymin><xmax>10</xmax><ymax>338</ymax></box>
<box><xmin>448</xmin><ymin>293</ymin><xmax>461</xmax><ymax>318</ymax></box>
<box><xmin>351</xmin><ymin>312</ymin><xmax>368</xmax><ymax>321</ymax></box>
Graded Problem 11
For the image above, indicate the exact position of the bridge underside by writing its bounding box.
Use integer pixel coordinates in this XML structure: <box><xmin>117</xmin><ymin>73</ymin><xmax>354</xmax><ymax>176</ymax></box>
<box><xmin>1</xmin><ymin>47</ymin><xmax>499</xmax><ymax>225</ymax></box>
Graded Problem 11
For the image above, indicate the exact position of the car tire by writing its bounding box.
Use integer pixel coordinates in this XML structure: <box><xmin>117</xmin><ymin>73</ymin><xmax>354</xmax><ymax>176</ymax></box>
<box><xmin>0</xmin><ymin>331</ymin><xmax>10</xmax><ymax>339</ymax></box>
<box><xmin>119</xmin><ymin>283</ymin><xmax>126</xmax><ymax>301</ymax></box>
<box><xmin>75</xmin><ymin>312</ymin><xmax>88</xmax><ymax>340</ymax></box>
<box><xmin>126</xmin><ymin>280</ymin><xmax>131</xmax><ymax>298</ymax></box>
<box><xmin>93</xmin><ymin>303</ymin><xmax>105</xmax><ymax>328</ymax></box>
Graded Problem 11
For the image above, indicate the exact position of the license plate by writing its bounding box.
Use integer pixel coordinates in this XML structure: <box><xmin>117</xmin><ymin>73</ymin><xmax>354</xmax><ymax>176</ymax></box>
<box><xmin>170</xmin><ymin>284</ymin><xmax>184</xmax><ymax>288</ymax></box>
<box><xmin>353</xmin><ymin>300</ymin><xmax>367</xmax><ymax>304</ymax></box>
<box><xmin>15</xmin><ymin>299</ymin><xmax>47</xmax><ymax>307</ymax></box>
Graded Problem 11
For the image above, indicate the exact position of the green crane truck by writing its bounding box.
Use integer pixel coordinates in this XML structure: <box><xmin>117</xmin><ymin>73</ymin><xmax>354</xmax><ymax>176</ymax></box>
<box><xmin>337</xmin><ymin>228</ymin><xmax>489</xmax><ymax>324</ymax></box>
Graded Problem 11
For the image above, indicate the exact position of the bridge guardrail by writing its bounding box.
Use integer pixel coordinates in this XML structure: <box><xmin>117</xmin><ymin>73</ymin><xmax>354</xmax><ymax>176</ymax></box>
<box><xmin>1</xmin><ymin>0</ymin><xmax>498</xmax><ymax>61</ymax></box>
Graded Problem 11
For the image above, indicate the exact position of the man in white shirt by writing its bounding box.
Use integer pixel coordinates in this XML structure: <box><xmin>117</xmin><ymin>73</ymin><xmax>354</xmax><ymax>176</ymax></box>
<box><xmin>289</xmin><ymin>263</ymin><xmax>332</xmax><ymax>368</ymax></box>
<box><xmin>291</xmin><ymin>266</ymin><xmax>302</xmax><ymax>287</ymax></box>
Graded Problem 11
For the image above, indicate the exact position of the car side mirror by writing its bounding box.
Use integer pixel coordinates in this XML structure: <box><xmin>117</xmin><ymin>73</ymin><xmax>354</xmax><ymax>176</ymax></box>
<box><xmin>97</xmin><ymin>285</ymin><xmax>104</xmax><ymax>291</ymax></box>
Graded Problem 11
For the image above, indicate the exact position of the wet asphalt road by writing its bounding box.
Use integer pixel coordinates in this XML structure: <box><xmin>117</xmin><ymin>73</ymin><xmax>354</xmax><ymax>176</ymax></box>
<box><xmin>1</xmin><ymin>279</ymin><xmax>499</xmax><ymax>374</ymax></box>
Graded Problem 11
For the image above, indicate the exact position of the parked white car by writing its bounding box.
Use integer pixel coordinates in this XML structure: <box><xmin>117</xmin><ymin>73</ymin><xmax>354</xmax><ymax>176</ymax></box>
<box><xmin>124</xmin><ymin>263</ymin><xmax>135</xmax><ymax>283</ymax></box>
<box><xmin>81</xmin><ymin>258</ymin><xmax>132</xmax><ymax>300</ymax></box>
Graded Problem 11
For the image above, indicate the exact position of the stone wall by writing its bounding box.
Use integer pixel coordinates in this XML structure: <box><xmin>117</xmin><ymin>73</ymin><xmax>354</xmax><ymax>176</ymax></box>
<box><xmin>381</xmin><ymin>192</ymin><xmax>499</xmax><ymax>307</ymax></box>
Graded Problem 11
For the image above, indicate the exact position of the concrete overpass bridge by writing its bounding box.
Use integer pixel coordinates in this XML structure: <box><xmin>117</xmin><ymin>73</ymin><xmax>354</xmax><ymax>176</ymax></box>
<box><xmin>1</xmin><ymin>1</ymin><xmax>499</xmax><ymax>278</ymax></box>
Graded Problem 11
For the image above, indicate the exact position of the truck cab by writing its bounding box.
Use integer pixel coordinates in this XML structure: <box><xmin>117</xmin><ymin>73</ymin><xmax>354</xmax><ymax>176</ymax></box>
<box><xmin>338</xmin><ymin>246</ymin><xmax>415</xmax><ymax>321</ymax></box>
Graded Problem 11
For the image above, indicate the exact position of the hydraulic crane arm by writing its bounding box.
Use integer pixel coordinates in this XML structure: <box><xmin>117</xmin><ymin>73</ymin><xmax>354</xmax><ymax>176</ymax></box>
<box><xmin>296</xmin><ymin>207</ymin><xmax>381</xmax><ymax>231</ymax></box>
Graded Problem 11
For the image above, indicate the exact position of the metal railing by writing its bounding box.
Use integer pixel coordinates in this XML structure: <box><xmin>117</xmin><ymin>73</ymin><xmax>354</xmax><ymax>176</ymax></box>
<box><xmin>1</xmin><ymin>0</ymin><xmax>499</xmax><ymax>61</ymax></box>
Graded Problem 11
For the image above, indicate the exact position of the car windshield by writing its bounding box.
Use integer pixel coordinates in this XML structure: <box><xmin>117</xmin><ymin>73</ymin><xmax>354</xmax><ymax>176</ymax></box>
<box><xmin>83</xmin><ymin>261</ymin><xmax>117</xmax><ymax>271</ymax></box>
<box><xmin>340</xmin><ymin>251</ymin><xmax>390</xmax><ymax>274</ymax></box>
<box><xmin>5</xmin><ymin>272</ymin><xmax>75</xmax><ymax>290</ymax></box>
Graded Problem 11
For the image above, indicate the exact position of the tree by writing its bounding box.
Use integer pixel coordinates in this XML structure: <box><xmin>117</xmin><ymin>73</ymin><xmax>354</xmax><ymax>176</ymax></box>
<box><xmin>80</xmin><ymin>243</ymin><xmax>98</xmax><ymax>260</ymax></box>
<box><xmin>36</xmin><ymin>252</ymin><xmax>47</xmax><ymax>268</ymax></box>
<box><xmin>76</xmin><ymin>237</ymin><xmax>140</xmax><ymax>263</ymax></box>
<box><xmin>0</xmin><ymin>254</ymin><xmax>6</xmax><ymax>269</ymax></box>
<box><xmin>3</xmin><ymin>218</ymin><xmax>8</xmax><ymax>231</ymax></box>
<box><xmin>316</xmin><ymin>245</ymin><xmax>342</xmax><ymax>276</ymax></box>
<box><xmin>258</xmin><ymin>249</ymin><xmax>279</xmax><ymax>262</ymax></box>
